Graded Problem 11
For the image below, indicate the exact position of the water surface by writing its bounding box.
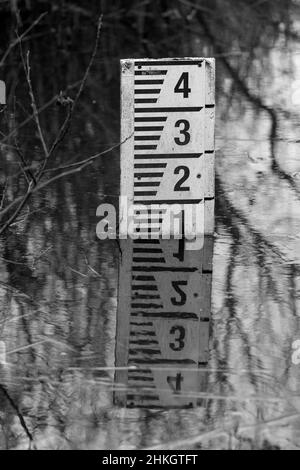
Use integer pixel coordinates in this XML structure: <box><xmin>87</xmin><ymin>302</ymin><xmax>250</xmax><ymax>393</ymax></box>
<box><xmin>1</xmin><ymin>1</ymin><xmax>300</xmax><ymax>450</ymax></box>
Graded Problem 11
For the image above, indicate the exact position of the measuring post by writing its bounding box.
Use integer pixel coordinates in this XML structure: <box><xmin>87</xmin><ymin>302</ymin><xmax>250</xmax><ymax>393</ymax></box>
<box><xmin>115</xmin><ymin>58</ymin><xmax>215</xmax><ymax>408</ymax></box>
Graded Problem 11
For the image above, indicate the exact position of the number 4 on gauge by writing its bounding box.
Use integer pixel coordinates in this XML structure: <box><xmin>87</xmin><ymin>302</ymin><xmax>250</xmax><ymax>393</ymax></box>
<box><xmin>174</xmin><ymin>73</ymin><xmax>191</xmax><ymax>98</ymax></box>
<box><xmin>167</xmin><ymin>373</ymin><xmax>183</xmax><ymax>394</ymax></box>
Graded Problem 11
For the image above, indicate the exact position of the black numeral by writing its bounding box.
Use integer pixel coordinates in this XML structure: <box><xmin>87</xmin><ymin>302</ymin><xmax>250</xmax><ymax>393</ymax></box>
<box><xmin>171</xmin><ymin>280</ymin><xmax>187</xmax><ymax>306</ymax></box>
<box><xmin>173</xmin><ymin>238</ymin><xmax>185</xmax><ymax>262</ymax></box>
<box><xmin>174</xmin><ymin>72</ymin><xmax>191</xmax><ymax>98</ymax></box>
<box><xmin>167</xmin><ymin>373</ymin><xmax>183</xmax><ymax>394</ymax></box>
<box><xmin>174</xmin><ymin>166</ymin><xmax>190</xmax><ymax>192</ymax></box>
<box><xmin>174</xmin><ymin>119</ymin><xmax>190</xmax><ymax>146</ymax></box>
<box><xmin>169</xmin><ymin>326</ymin><xmax>186</xmax><ymax>351</ymax></box>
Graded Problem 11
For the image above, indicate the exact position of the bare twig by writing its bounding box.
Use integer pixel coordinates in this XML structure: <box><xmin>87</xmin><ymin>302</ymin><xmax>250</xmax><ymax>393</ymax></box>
<box><xmin>0</xmin><ymin>12</ymin><xmax>47</xmax><ymax>68</ymax></box>
<box><xmin>0</xmin><ymin>80</ymin><xmax>82</xmax><ymax>145</ymax></box>
<box><xmin>21</xmin><ymin>50</ymin><xmax>49</xmax><ymax>159</ymax></box>
<box><xmin>68</xmin><ymin>266</ymin><xmax>88</xmax><ymax>278</ymax></box>
<box><xmin>45</xmin><ymin>137</ymin><xmax>130</xmax><ymax>173</ymax></box>
<box><xmin>31</xmin><ymin>245</ymin><xmax>53</xmax><ymax>265</ymax></box>
<box><xmin>16</xmin><ymin>155</ymin><xmax>30</xmax><ymax>185</ymax></box>
<box><xmin>0</xmin><ymin>181</ymin><xmax>33</xmax><ymax>235</ymax></box>
<box><xmin>0</xmin><ymin>384</ymin><xmax>36</xmax><ymax>449</ymax></box>
<box><xmin>30</xmin><ymin>135</ymin><xmax>132</xmax><ymax>192</ymax></box>
<box><xmin>35</xmin><ymin>14</ymin><xmax>103</xmax><ymax>178</ymax></box>
<box><xmin>0</xmin><ymin>14</ymin><xmax>104</xmax><ymax>235</ymax></box>
<box><xmin>0</xmin><ymin>135</ymin><xmax>131</xmax><ymax>235</ymax></box>
<box><xmin>84</xmin><ymin>253</ymin><xmax>101</xmax><ymax>278</ymax></box>
<box><xmin>14</xmin><ymin>139</ymin><xmax>36</xmax><ymax>185</ymax></box>
<box><xmin>74</xmin><ymin>15</ymin><xmax>103</xmax><ymax>107</ymax></box>
<box><xmin>178</xmin><ymin>0</ymin><xmax>215</xmax><ymax>15</ymax></box>
<box><xmin>0</xmin><ymin>179</ymin><xmax>8</xmax><ymax>210</ymax></box>
<box><xmin>0</xmin><ymin>256</ymin><xmax>27</xmax><ymax>266</ymax></box>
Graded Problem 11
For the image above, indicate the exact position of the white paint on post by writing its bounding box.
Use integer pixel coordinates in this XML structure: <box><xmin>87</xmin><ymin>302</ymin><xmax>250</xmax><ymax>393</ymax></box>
<box><xmin>115</xmin><ymin>58</ymin><xmax>215</xmax><ymax>408</ymax></box>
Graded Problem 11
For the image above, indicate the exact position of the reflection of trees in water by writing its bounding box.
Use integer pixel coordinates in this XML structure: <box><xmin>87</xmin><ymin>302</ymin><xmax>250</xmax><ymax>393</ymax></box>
<box><xmin>208</xmin><ymin>184</ymin><xmax>300</xmax><ymax>447</ymax></box>
<box><xmin>1</xmin><ymin>0</ymin><xmax>300</xmax><ymax>449</ymax></box>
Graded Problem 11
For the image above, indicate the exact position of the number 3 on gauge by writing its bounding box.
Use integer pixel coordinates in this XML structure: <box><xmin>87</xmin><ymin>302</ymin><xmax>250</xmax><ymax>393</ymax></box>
<box><xmin>169</xmin><ymin>325</ymin><xmax>186</xmax><ymax>351</ymax></box>
<box><xmin>174</xmin><ymin>120</ymin><xmax>190</xmax><ymax>145</ymax></box>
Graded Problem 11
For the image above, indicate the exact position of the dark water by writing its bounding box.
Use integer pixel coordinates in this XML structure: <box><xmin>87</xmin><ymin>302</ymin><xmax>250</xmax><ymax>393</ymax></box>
<box><xmin>1</xmin><ymin>1</ymin><xmax>300</xmax><ymax>449</ymax></box>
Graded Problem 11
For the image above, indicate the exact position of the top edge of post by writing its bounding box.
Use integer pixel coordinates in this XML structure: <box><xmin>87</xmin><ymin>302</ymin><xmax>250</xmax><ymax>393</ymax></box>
<box><xmin>120</xmin><ymin>57</ymin><xmax>215</xmax><ymax>66</ymax></box>
<box><xmin>120</xmin><ymin>57</ymin><xmax>215</xmax><ymax>61</ymax></box>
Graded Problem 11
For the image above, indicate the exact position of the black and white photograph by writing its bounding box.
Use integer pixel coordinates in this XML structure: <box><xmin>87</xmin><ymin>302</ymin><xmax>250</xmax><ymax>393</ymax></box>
<box><xmin>0</xmin><ymin>0</ymin><xmax>300</xmax><ymax>453</ymax></box>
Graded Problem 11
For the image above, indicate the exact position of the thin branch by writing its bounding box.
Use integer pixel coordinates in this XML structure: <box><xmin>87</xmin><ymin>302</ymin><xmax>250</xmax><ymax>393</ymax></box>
<box><xmin>0</xmin><ymin>179</ymin><xmax>8</xmax><ymax>210</ymax></box>
<box><xmin>0</xmin><ymin>135</ymin><xmax>131</xmax><ymax>235</ymax></box>
<box><xmin>0</xmin><ymin>15</ymin><xmax>104</xmax><ymax>235</ymax></box>
<box><xmin>68</xmin><ymin>266</ymin><xmax>88</xmax><ymax>278</ymax></box>
<box><xmin>35</xmin><ymin>14</ymin><xmax>103</xmax><ymax>178</ymax></box>
<box><xmin>14</xmin><ymin>138</ymin><xmax>36</xmax><ymax>185</ymax></box>
<box><xmin>84</xmin><ymin>253</ymin><xmax>101</xmax><ymax>278</ymax></box>
<box><xmin>30</xmin><ymin>135</ymin><xmax>132</xmax><ymax>192</ymax></box>
<box><xmin>40</xmin><ymin>103</ymin><xmax>72</xmax><ymax>172</ymax></box>
<box><xmin>0</xmin><ymin>12</ymin><xmax>47</xmax><ymax>68</ymax></box>
<box><xmin>178</xmin><ymin>0</ymin><xmax>215</xmax><ymax>15</ymax></box>
<box><xmin>0</xmin><ymin>256</ymin><xmax>27</xmax><ymax>266</ymax></box>
<box><xmin>0</xmin><ymin>384</ymin><xmax>35</xmax><ymax>449</ymax></box>
<box><xmin>26</xmin><ymin>136</ymin><xmax>131</xmax><ymax>196</ymax></box>
<box><xmin>0</xmin><ymin>80</ymin><xmax>82</xmax><ymax>145</ymax></box>
<box><xmin>22</xmin><ymin>50</ymin><xmax>49</xmax><ymax>159</ymax></box>
<box><xmin>45</xmin><ymin>137</ymin><xmax>130</xmax><ymax>173</ymax></box>
<box><xmin>16</xmin><ymin>156</ymin><xmax>30</xmax><ymax>185</ymax></box>
<box><xmin>74</xmin><ymin>15</ymin><xmax>103</xmax><ymax>107</ymax></box>
<box><xmin>0</xmin><ymin>181</ymin><xmax>33</xmax><ymax>235</ymax></box>
<box><xmin>0</xmin><ymin>280</ymin><xmax>31</xmax><ymax>299</ymax></box>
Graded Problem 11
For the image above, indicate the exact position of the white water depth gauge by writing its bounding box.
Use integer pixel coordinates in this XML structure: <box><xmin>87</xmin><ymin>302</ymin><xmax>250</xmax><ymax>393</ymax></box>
<box><xmin>115</xmin><ymin>58</ymin><xmax>215</xmax><ymax>408</ymax></box>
